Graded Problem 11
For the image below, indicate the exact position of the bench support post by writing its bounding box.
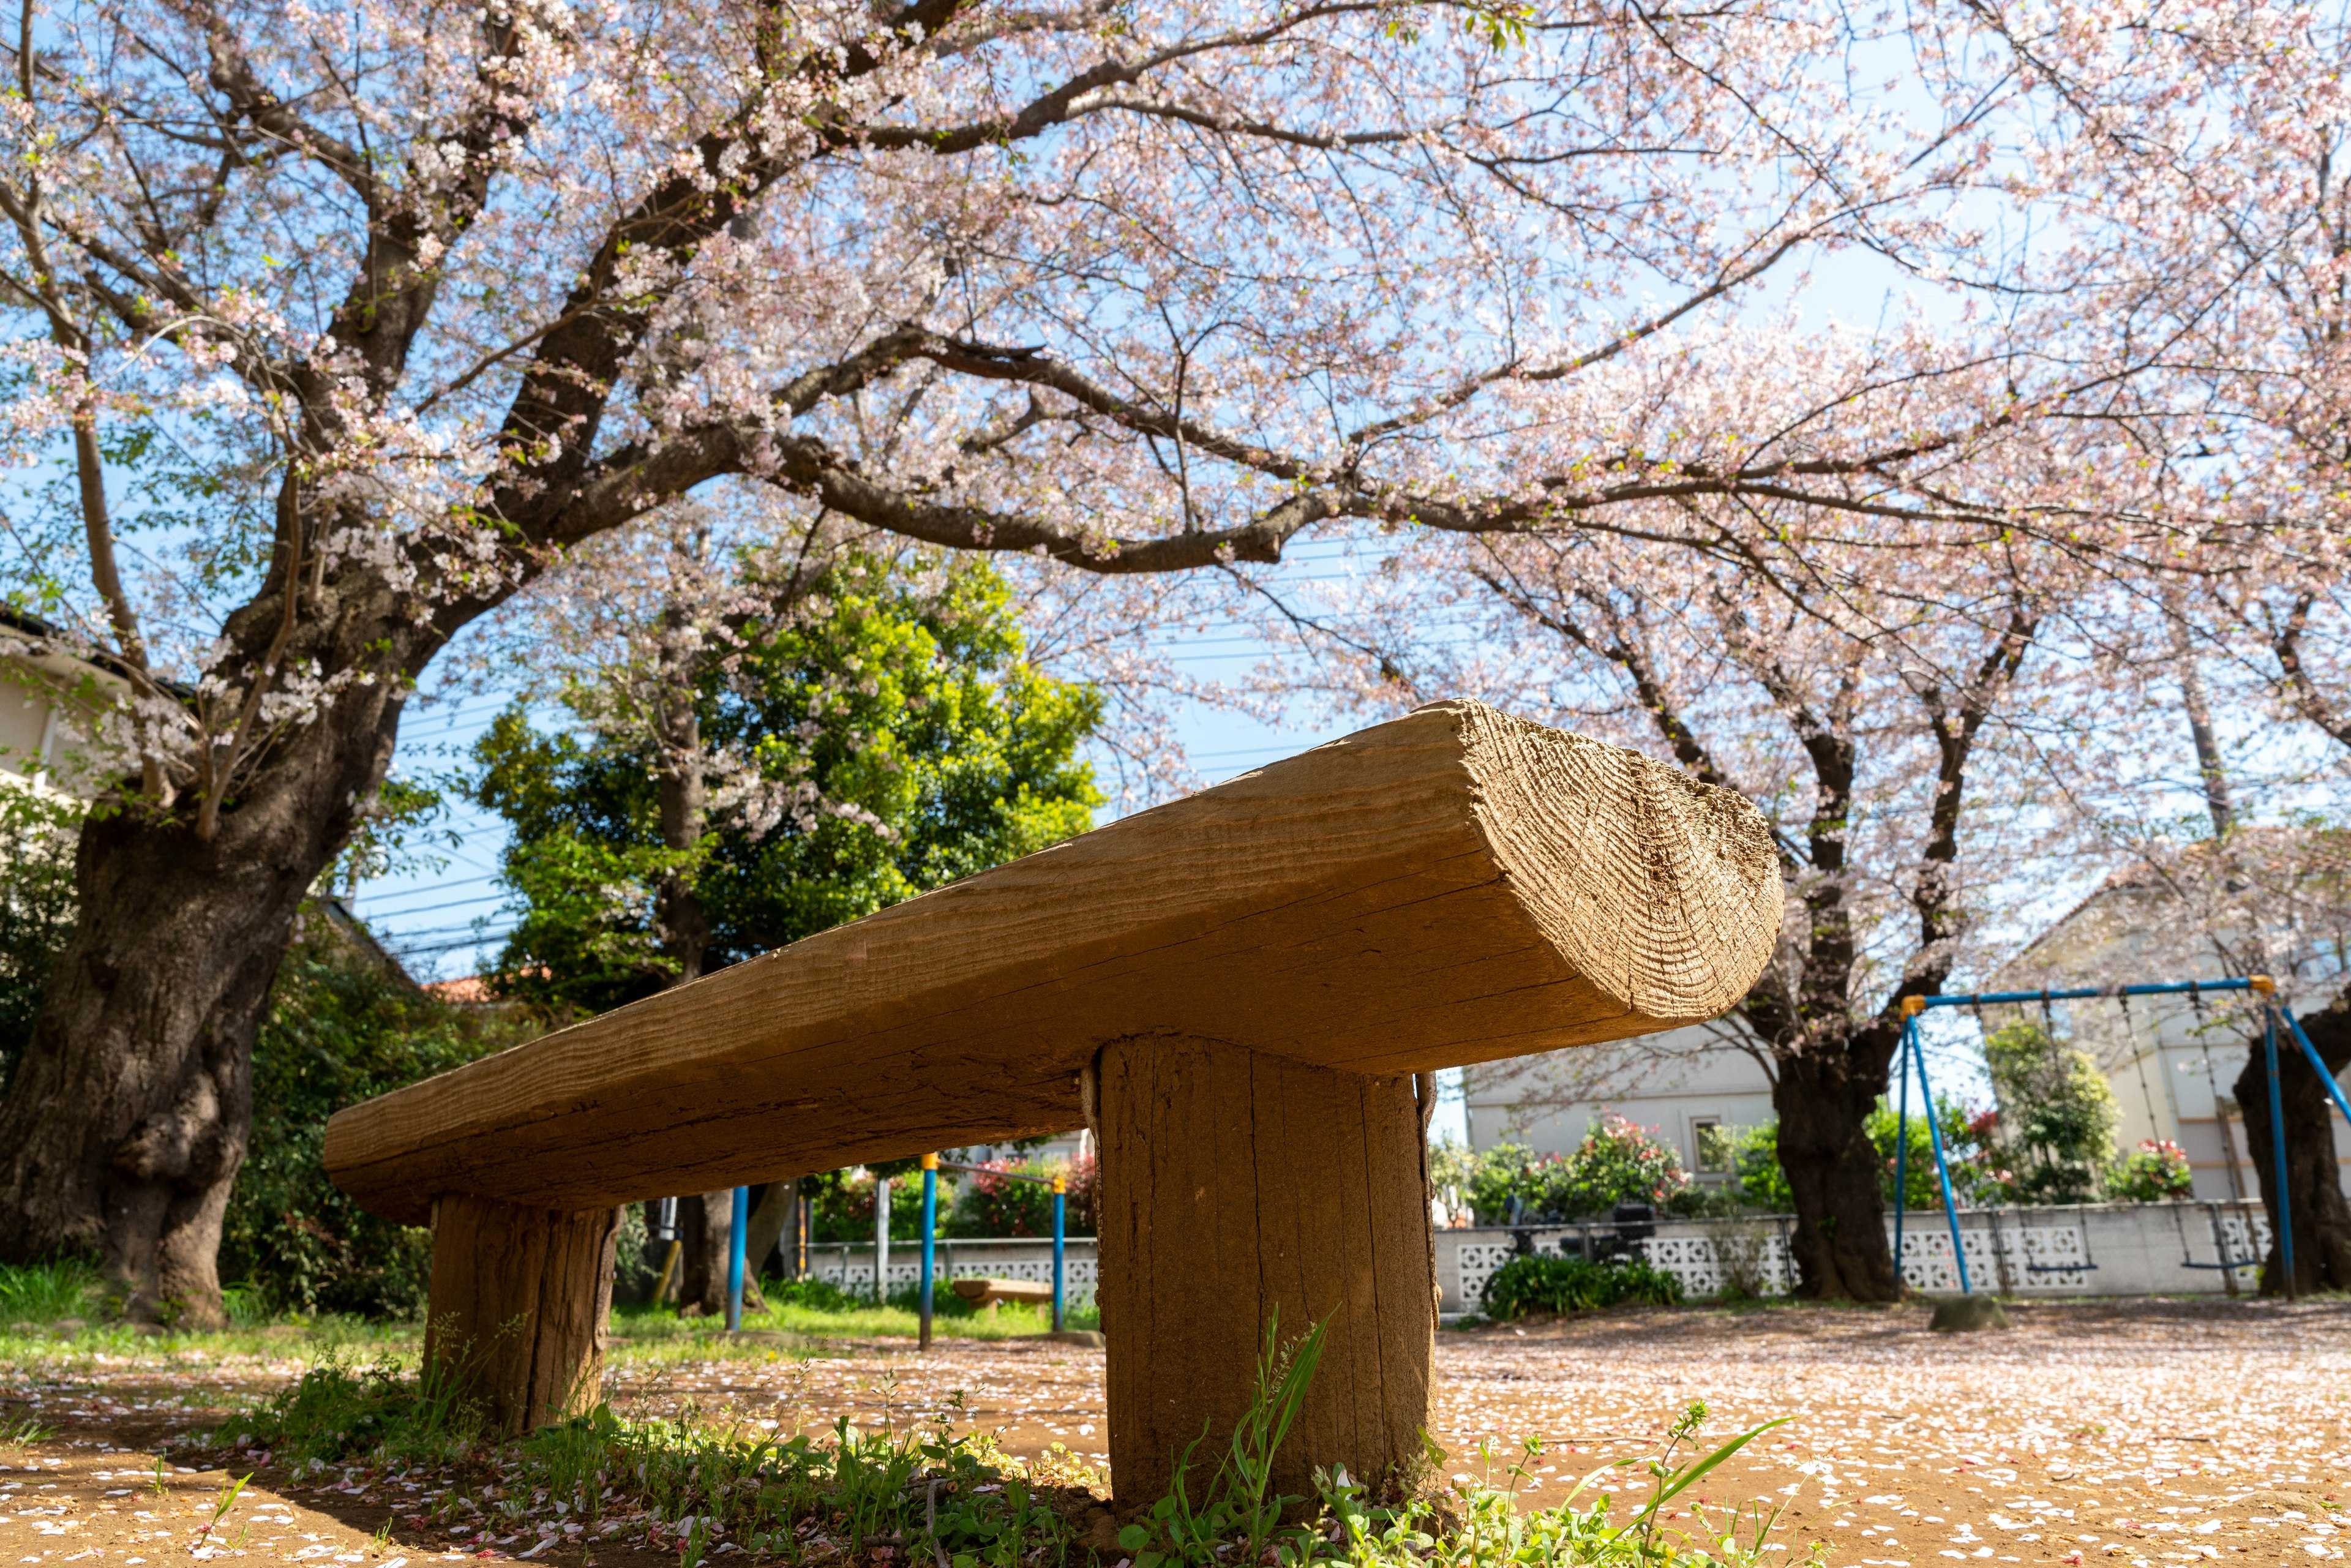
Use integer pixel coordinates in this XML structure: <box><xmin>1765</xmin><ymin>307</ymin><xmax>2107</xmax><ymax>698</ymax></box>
<box><xmin>426</xmin><ymin>1193</ymin><xmax>621</xmax><ymax>1434</ymax></box>
<box><xmin>1095</xmin><ymin>1034</ymin><xmax>1435</xmax><ymax>1508</ymax></box>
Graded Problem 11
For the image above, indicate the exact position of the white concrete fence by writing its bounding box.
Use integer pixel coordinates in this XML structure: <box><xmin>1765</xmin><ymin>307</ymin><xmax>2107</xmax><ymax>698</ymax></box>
<box><xmin>1436</xmin><ymin>1201</ymin><xmax>2276</xmax><ymax>1313</ymax></box>
<box><xmin>803</xmin><ymin>1236</ymin><xmax>1098</xmax><ymax>1305</ymax></box>
<box><xmin>798</xmin><ymin>1203</ymin><xmax>2276</xmax><ymax>1315</ymax></box>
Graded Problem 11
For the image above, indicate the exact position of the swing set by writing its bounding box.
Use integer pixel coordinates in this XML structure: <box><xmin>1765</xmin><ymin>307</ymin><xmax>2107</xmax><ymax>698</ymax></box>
<box><xmin>1893</xmin><ymin>975</ymin><xmax>2351</xmax><ymax>1298</ymax></box>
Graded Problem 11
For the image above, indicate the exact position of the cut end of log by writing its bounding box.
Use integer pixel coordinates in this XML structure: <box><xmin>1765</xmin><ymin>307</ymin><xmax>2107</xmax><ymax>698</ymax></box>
<box><xmin>1441</xmin><ymin>699</ymin><xmax>1782</xmax><ymax>1029</ymax></box>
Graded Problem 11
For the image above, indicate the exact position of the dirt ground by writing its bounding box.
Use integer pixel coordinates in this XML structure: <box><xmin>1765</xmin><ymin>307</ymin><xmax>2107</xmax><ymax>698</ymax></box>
<box><xmin>1</xmin><ymin>1298</ymin><xmax>2344</xmax><ymax>1567</ymax></box>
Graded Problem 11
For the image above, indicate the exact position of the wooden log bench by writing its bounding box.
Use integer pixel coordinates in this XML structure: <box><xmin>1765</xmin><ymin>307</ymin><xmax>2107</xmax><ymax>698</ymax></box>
<box><xmin>948</xmin><ymin>1277</ymin><xmax>1056</xmax><ymax>1310</ymax></box>
<box><xmin>323</xmin><ymin>699</ymin><xmax>1779</xmax><ymax>1503</ymax></box>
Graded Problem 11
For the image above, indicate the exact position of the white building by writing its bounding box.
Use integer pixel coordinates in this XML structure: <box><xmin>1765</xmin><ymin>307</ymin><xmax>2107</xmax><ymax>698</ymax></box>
<box><xmin>0</xmin><ymin>608</ymin><xmax>124</xmax><ymax>804</ymax></box>
<box><xmin>1461</xmin><ymin>1019</ymin><xmax>1774</xmax><ymax>1182</ymax></box>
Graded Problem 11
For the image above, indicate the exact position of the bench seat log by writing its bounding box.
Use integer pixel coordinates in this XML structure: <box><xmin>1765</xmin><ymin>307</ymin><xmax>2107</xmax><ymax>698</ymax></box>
<box><xmin>324</xmin><ymin>699</ymin><xmax>1780</xmax><ymax>1482</ymax></box>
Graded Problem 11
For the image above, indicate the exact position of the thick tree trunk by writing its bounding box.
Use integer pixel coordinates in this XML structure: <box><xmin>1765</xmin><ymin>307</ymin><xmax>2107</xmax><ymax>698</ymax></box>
<box><xmin>0</xmin><ymin>681</ymin><xmax>403</xmax><ymax>1325</ymax></box>
<box><xmin>1774</xmin><ymin>1045</ymin><xmax>1900</xmax><ymax>1302</ymax></box>
<box><xmin>426</xmin><ymin>1194</ymin><xmax>620</xmax><ymax>1433</ymax></box>
<box><xmin>2233</xmin><ymin>999</ymin><xmax>2351</xmax><ymax>1296</ymax></box>
<box><xmin>674</xmin><ymin>1188</ymin><xmax>735</xmax><ymax>1316</ymax></box>
<box><xmin>1093</xmin><ymin>1033</ymin><xmax>1433</xmax><ymax>1509</ymax></box>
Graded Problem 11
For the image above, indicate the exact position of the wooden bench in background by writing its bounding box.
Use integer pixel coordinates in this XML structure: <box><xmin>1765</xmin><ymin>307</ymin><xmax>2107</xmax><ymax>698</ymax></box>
<box><xmin>323</xmin><ymin>699</ymin><xmax>1780</xmax><ymax>1504</ymax></box>
<box><xmin>948</xmin><ymin>1277</ymin><xmax>1056</xmax><ymax>1310</ymax></box>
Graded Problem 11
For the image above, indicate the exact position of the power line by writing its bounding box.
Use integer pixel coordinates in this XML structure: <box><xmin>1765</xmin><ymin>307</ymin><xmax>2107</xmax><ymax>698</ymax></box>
<box><xmin>361</xmin><ymin>892</ymin><xmax>509</xmax><ymax>920</ymax></box>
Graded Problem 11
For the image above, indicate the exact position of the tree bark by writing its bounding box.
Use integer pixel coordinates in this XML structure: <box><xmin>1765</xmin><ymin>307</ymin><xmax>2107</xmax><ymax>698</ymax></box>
<box><xmin>0</xmin><ymin>678</ymin><xmax>405</xmax><ymax>1324</ymax></box>
<box><xmin>674</xmin><ymin>1188</ymin><xmax>735</xmax><ymax>1317</ymax></box>
<box><xmin>1093</xmin><ymin>1033</ymin><xmax>1433</xmax><ymax>1510</ymax></box>
<box><xmin>2233</xmin><ymin>998</ymin><xmax>2351</xmax><ymax>1295</ymax></box>
<box><xmin>743</xmin><ymin>1178</ymin><xmax>798</xmax><ymax>1280</ymax></box>
<box><xmin>653</xmin><ymin>696</ymin><xmax>710</xmax><ymax>984</ymax></box>
<box><xmin>425</xmin><ymin>1193</ymin><xmax>620</xmax><ymax>1433</ymax></box>
<box><xmin>1772</xmin><ymin>1037</ymin><xmax>1902</xmax><ymax>1302</ymax></box>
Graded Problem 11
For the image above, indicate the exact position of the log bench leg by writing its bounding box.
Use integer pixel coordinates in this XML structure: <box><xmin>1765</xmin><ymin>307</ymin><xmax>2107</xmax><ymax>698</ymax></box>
<box><xmin>426</xmin><ymin>1194</ymin><xmax>621</xmax><ymax>1434</ymax></box>
<box><xmin>1095</xmin><ymin>1033</ymin><xmax>1435</xmax><ymax>1507</ymax></box>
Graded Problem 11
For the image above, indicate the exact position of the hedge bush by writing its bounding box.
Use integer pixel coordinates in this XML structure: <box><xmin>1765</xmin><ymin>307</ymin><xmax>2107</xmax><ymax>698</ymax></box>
<box><xmin>1480</xmin><ymin>1253</ymin><xmax>1685</xmax><ymax>1318</ymax></box>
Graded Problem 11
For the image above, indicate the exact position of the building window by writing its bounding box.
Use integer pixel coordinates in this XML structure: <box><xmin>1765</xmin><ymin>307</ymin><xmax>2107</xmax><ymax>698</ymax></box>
<box><xmin>1693</xmin><ymin>1118</ymin><xmax>1733</xmax><ymax>1174</ymax></box>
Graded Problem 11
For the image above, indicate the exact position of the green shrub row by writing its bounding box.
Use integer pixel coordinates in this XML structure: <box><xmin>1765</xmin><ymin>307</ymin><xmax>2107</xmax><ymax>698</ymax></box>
<box><xmin>1479</xmin><ymin>1254</ymin><xmax>1686</xmax><ymax>1319</ymax></box>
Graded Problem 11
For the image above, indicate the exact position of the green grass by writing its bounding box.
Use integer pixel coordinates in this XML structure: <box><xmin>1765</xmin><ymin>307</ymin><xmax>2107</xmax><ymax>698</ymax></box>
<box><xmin>187</xmin><ymin>1319</ymin><xmax>1799</xmax><ymax>1568</ymax></box>
<box><xmin>0</xmin><ymin>1259</ymin><xmax>105</xmax><ymax>1324</ymax></box>
<box><xmin>608</xmin><ymin>1274</ymin><xmax>1101</xmax><ymax>1351</ymax></box>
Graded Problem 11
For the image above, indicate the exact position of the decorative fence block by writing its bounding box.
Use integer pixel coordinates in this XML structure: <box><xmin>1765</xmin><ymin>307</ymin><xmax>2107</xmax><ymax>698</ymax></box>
<box><xmin>803</xmin><ymin>1240</ymin><xmax>1100</xmax><ymax>1305</ymax></box>
<box><xmin>1436</xmin><ymin>1200</ymin><xmax>2282</xmax><ymax>1311</ymax></box>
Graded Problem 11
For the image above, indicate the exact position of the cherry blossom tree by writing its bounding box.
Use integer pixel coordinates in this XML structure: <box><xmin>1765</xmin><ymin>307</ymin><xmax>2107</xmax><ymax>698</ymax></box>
<box><xmin>1447</xmin><ymin>527</ymin><xmax>2049</xmax><ymax>1298</ymax></box>
<box><xmin>0</xmin><ymin>0</ymin><xmax>2227</xmax><ymax>1319</ymax></box>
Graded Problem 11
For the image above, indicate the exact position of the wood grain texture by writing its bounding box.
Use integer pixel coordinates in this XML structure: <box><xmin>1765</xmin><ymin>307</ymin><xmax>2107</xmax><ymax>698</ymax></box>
<box><xmin>326</xmin><ymin>699</ymin><xmax>1780</xmax><ymax>1222</ymax></box>
<box><xmin>1095</xmin><ymin>1034</ymin><xmax>1433</xmax><ymax>1507</ymax></box>
<box><xmin>424</xmin><ymin>1195</ymin><xmax>620</xmax><ymax>1434</ymax></box>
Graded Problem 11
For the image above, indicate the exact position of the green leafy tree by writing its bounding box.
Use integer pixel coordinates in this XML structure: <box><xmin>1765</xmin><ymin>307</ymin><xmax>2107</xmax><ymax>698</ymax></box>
<box><xmin>1982</xmin><ymin>1021</ymin><xmax>2120</xmax><ymax>1204</ymax></box>
<box><xmin>474</xmin><ymin>555</ymin><xmax>1103</xmax><ymax>1016</ymax></box>
<box><xmin>222</xmin><ymin>928</ymin><xmax>523</xmax><ymax>1318</ymax></box>
<box><xmin>1460</xmin><ymin>1143</ymin><xmax>1550</xmax><ymax>1223</ymax></box>
<box><xmin>0</xmin><ymin>789</ymin><xmax>78</xmax><ymax>1095</ymax></box>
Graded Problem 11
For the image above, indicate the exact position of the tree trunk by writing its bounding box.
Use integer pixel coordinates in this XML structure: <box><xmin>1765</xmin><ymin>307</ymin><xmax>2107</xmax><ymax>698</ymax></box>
<box><xmin>1774</xmin><ymin>1043</ymin><xmax>1900</xmax><ymax>1302</ymax></box>
<box><xmin>2233</xmin><ymin>998</ymin><xmax>2351</xmax><ymax>1295</ymax></box>
<box><xmin>0</xmin><ymin>681</ymin><xmax>404</xmax><ymax>1325</ymax></box>
<box><xmin>654</xmin><ymin>690</ymin><xmax>709</xmax><ymax>984</ymax></box>
<box><xmin>1093</xmin><ymin>1033</ymin><xmax>1433</xmax><ymax>1510</ymax></box>
<box><xmin>743</xmin><ymin>1178</ymin><xmax>798</xmax><ymax>1279</ymax></box>
<box><xmin>425</xmin><ymin>1193</ymin><xmax>620</xmax><ymax>1433</ymax></box>
<box><xmin>674</xmin><ymin>1188</ymin><xmax>735</xmax><ymax>1316</ymax></box>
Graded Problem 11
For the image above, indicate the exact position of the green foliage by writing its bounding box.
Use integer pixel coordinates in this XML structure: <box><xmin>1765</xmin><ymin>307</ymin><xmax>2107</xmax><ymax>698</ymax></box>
<box><xmin>943</xmin><ymin>1156</ymin><xmax>1095</xmax><ymax>1239</ymax></box>
<box><xmin>321</xmin><ymin>775</ymin><xmax>454</xmax><ymax>896</ymax></box>
<box><xmin>1728</xmin><ymin>1125</ymin><xmax>1791</xmax><ymax>1212</ymax></box>
<box><xmin>1982</xmin><ymin>1022</ymin><xmax>2120</xmax><ymax>1204</ymax></box>
<box><xmin>217</xmin><ymin>1360</ymin><xmax>1076</xmax><ymax>1567</ymax></box>
<box><xmin>2109</xmin><ymin>1138</ymin><xmax>2195</xmax><ymax>1202</ymax></box>
<box><xmin>761</xmin><ymin>1275</ymin><xmax>864</xmax><ymax>1313</ymax></box>
<box><xmin>220</xmin><ymin>1354</ymin><xmax>478</xmax><ymax>1469</ymax></box>
<box><xmin>222</xmin><ymin>931</ymin><xmax>522</xmax><ymax>1318</ymax></box>
<box><xmin>0</xmin><ymin>1258</ymin><xmax>103</xmax><ymax>1323</ymax></box>
<box><xmin>1479</xmin><ymin>1254</ymin><xmax>1685</xmax><ymax>1318</ymax></box>
<box><xmin>474</xmin><ymin>554</ymin><xmax>1103</xmax><ymax>1016</ymax></box>
<box><xmin>1865</xmin><ymin>1097</ymin><xmax>2003</xmax><ymax>1209</ymax></box>
<box><xmin>1117</xmin><ymin>1310</ymin><xmax>1328</xmax><ymax>1568</ymax></box>
<box><xmin>1561</xmin><ymin>1115</ymin><xmax>1691</xmax><ymax>1213</ymax></box>
<box><xmin>211</xmin><ymin>1309</ymin><xmax>1796</xmax><ymax>1568</ymax></box>
<box><xmin>806</xmin><ymin>1169</ymin><xmax>938</xmax><ymax>1244</ymax></box>
<box><xmin>1457</xmin><ymin>1117</ymin><xmax>1693</xmax><ymax>1223</ymax></box>
<box><xmin>0</xmin><ymin>788</ymin><xmax>79</xmax><ymax>1096</ymax></box>
<box><xmin>1428</xmin><ymin>1136</ymin><xmax>1475</xmax><ymax>1206</ymax></box>
<box><xmin>1310</xmin><ymin>1403</ymin><xmax>1794</xmax><ymax>1568</ymax></box>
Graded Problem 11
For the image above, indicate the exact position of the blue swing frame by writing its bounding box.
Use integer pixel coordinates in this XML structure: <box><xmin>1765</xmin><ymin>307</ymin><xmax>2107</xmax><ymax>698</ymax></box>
<box><xmin>1890</xmin><ymin>977</ymin><xmax>2351</xmax><ymax>1299</ymax></box>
